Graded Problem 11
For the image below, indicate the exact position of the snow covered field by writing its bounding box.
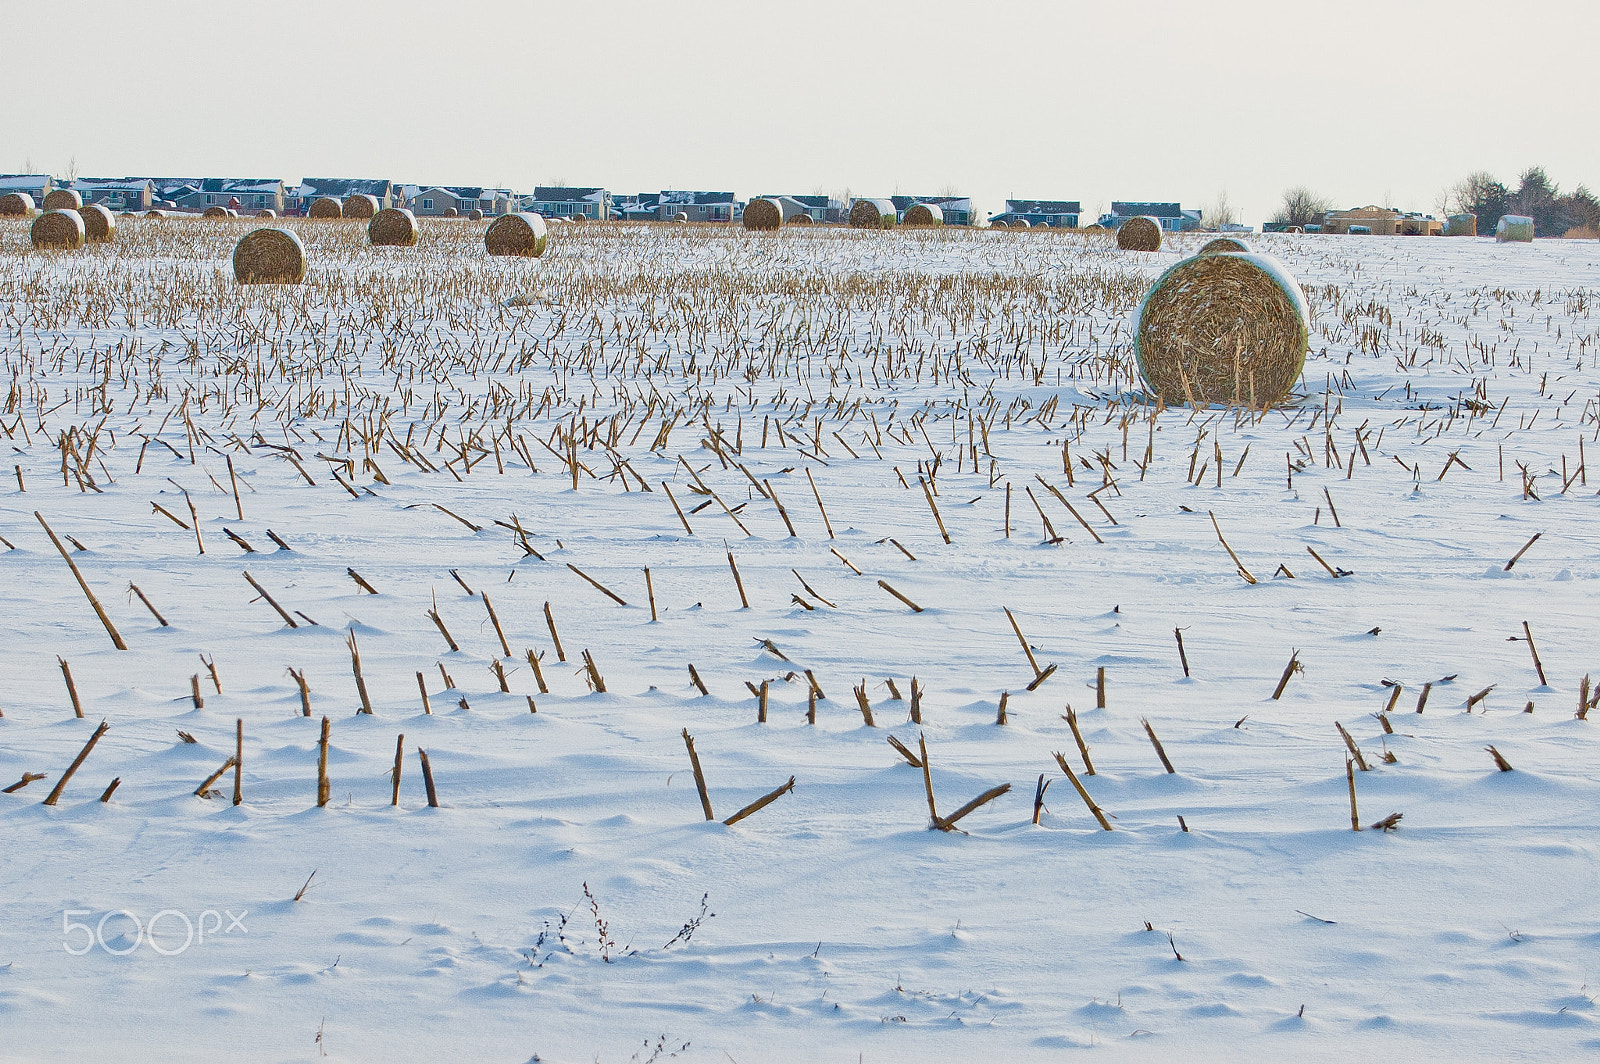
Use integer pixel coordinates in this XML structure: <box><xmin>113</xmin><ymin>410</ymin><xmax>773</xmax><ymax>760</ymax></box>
<box><xmin>2</xmin><ymin>219</ymin><xmax>1599</xmax><ymax>1063</ymax></box>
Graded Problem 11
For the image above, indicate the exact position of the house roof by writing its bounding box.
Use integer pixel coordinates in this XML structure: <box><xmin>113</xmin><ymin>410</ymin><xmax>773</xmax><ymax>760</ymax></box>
<box><xmin>72</xmin><ymin>178</ymin><xmax>156</xmax><ymax>191</ymax></box>
<box><xmin>893</xmin><ymin>196</ymin><xmax>973</xmax><ymax>211</ymax></box>
<box><xmin>0</xmin><ymin>174</ymin><xmax>53</xmax><ymax>190</ymax></box>
<box><xmin>298</xmin><ymin>178</ymin><xmax>394</xmax><ymax>198</ymax></box>
<box><xmin>1112</xmin><ymin>202</ymin><xmax>1182</xmax><ymax>217</ymax></box>
<box><xmin>661</xmin><ymin>191</ymin><xmax>734</xmax><ymax>205</ymax></box>
<box><xmin>1007</xmin><ymin>199</ymin><xmax>1081</xmax><ymax>214</ymax></box>
<box><xmin>533</xmin><ymin>187</ymin><xmax>605</xmax><ymax>201</ymax></box>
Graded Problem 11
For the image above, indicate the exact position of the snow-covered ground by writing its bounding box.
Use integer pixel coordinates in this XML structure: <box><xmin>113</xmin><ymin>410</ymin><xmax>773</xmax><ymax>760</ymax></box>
<box><xmin>2</xmin><ymin>219</ymin><xmax>1599</xmax><ymax>1063</ymax></box>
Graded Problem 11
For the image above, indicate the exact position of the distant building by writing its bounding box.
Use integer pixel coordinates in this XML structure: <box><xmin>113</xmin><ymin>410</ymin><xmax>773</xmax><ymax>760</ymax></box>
<box><xmin>148</xmin><ymin>179</ymin><xmax>286</xmax><ymax>213</ymax></box>
<box><xmin>1102</xmin><ymin>202</ymin><xmax>1202</xmax><ymax>232</ymax></box>
<box><xmin>523</xmin><ymin>187</ymin><xmax>610</xmax><ymax>220</ymax></box>
<box><xmin>755</xmin><ymin>195</ymin><xmax>846</xmax><ymax>223</ymax></box>
<box><xmin>291</xmin><ymin>179</ymin><xmax>399</xmax><ymax>214</ymax></box>
<box><xmin>71</xmin><ymin>178</ymin><xmax>155</xmax><ymax>211</ymax></box>
<box><xmin>1323</xmin><ymin>205</ymin><xmax>1400</xmax><ymax>235</ymax></box>
<box><xmin>659</xmin><ymin>191</ymin><xmax>735</xmax><ymax>222</ymax></box>
<box><xmin>404</xmin><ymin>186</ymin><xmax>514</xmax><ymax>217</ymax></box>
<box><xmin>992</xmin><ymin>199</ymin><xmax>1081</xmax><ymax>228</ymax></box>
<box><xmin>0</xmin><ymin>174</ymin><xmax>54</xmax><ymax>203</ymax></box>
<box><xmin>891</xmin><ymin>195</ymin><xmax>975</xmax><ymax>226</ymax></box>
<box><xmin>615</xmin><ymin>193</ymin><xmax>661</xmax><ymax>221</ymax></box>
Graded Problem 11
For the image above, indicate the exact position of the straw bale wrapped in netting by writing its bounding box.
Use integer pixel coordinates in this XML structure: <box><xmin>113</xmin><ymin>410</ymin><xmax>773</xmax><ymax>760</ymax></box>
<box><xmin>1198</xmin><ymin>236</ymin><xmax>1251</xmax><ymax>255</ymax></box>
<box><xmin>31</xmin><ymin>209</ymin><xmax>86</xmax><ymax>250</ymax></box>
<box><xmin>989</xmin><ymin>219</ymin><xmax>1009</xmax><ymax>229</ymax></box>
<box><xmin>43</xmin><ymin>188</ymin><xmax>83</xmax><ymax>211</ymax></box>
<box><xmin>903</xmin><ymin>202</ymin><xmax>943</xmax><ymax>226</ymax></box>
<box><xmin>469</xmin><ymin>208</ymin><xmax>484</xmax><ymax>221</ymax></box>
<box><xmin>343</xmin><ymin>194</ymin><xmax>379</xmax><ymax>219</ymax></box>
<box><xmin>1496</xmin><ymin>215</ymin><xmax>1533</xmax><ymax>243</ymax></box>
<box><xmin>203</xmin><ymin>205</ymin><xmax>231</xmax><ymax>218</ymax></box>
<box><xmin>1445</xmin><ymin>213</ymin><xmax>1476</xmax><ymax>237</ymax></box>
<box><xmin>0</xmin><ymin>192</ymin><xmax>36</xmax><ymax>216</ymax></box>
<box><xmin>484</xmin><ymin>211</ymin><xmax>547</xmax><ymax>257</ymax></box>
<box><xmin>77</xmin><ymin>204</ymin><xmax>116</xmax><ymax>243</ymax></box>
<box><xmin>849</xmin><ymin>198</ymin><xmax>897</xmax><ymax>229</ymax></box>
<box><xmin>742</xmin><ymin>198</ymin><xmax>783</xmax><ymax>231</ymax></box>
<box><xmin>1133</xmin><ymin>252</ymin><xmax>1309</xmax><ymax>409</ymax></box>
<box><xmin>308</xmin><ymin>196</ymin><xmax>343</xmax><ymax>219</ymax></box>
<box><xmin>1010</xmin><ymin>218</ymin><xmax>1031</xmax><ymax>228</ymax></box>
<box><xmin>256</xmin><ymin>208</ymin><xmax>277</xmax><ymax>219</ymax></box>
<box><xmin>1117</xmin><ymin>215</ymin><xmax>1162</xmax><ymax>251</ymax></box>
<box><xmin>788</xmin><ymin>212</ymin><xmax>814</xmax><ymax>225</ymax></box>
<box><xmin>232</xmin><ymin>228</ymin><xmax>307</xmax><ymax>283</ymax></box>
<box><xmin>369</xmin><ymin>207</ymin><xmax>419</xmax><ymax>246</ymax></box>
<box><xmin>443</xmin><ymin>207</ymin><xmax>459</xmax><ymax>218</ymax></box>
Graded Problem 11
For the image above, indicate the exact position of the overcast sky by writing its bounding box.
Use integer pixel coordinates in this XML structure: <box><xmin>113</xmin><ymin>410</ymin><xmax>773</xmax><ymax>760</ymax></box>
<box><xmin>4</xmin><ymin>0</ymin><xmax>1595</xmax><ymax>226</ymax></box>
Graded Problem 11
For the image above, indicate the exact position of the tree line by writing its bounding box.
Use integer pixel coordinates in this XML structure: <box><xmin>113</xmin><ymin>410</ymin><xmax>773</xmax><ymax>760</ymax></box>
<box><xmin>1270</xmin><ymin>167</ymin><xmax>1599</xmax><ymax>236</ymax></box>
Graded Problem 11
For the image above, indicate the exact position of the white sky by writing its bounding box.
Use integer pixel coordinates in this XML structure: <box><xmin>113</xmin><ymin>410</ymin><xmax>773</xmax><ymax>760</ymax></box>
<box><xmin>3</xmin><ymin>0</ymin><xmax>1595</xmax><ymax>226</ymax></box>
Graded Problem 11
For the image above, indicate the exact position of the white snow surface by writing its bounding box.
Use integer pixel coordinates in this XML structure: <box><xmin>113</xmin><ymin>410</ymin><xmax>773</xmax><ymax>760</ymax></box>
<box><xmin>3</xmin><ymin>223</ymin><xmax>1600</xmax><ymax>1063</ymax></box>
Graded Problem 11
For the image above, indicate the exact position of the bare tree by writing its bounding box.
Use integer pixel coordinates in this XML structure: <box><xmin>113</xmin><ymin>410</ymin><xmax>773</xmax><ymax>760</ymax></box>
<box><xmin>1271</xmin><ymin>187</ymin><xmax>1333</xmax><ymax>228</ymax></box>
<box><xmin>1204</xmin><ymin>190</ymin><xmax>1238</xmax><ymax>230</ymax></box>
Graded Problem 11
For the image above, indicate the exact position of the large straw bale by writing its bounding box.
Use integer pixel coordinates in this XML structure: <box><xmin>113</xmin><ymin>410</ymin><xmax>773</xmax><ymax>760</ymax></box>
<box><xmin>443</xmin><ymin>207</ymin><xmax>459</xmax><ymax>218</ymax></box>
<box><xmin>31</xmin><ymin>209</ymin><xmax>86</xmax><ymax>250</ymax></box>
<box><xmin>1496</xmin><ymin>215</ymin><xmax>1534</xmax><ymax>243</ymax></box>
<box><xmin>848</xmin><ymin>198</ymin><xmax>897</xmax><ymax>229</ymax></box>
<box><xmin>742</xmin><ymin>198</ymin><xmax>783</xmax><ymax>231</ymax></box>
<box><xmin>1133</xmin><ymin>252</ymin><xmax>1309</xmax><ymax>408</ymax></box>
<box><xmin>469</xmin><ymin>208</ymin><xmax>484</xmax><ymax>221</ymax></box>
<box><xmin>1198</xmin><ymin>236</ymin><xmax>1251</xmax><ymax>255</ymax></box>
<box><xmin>256</xmin><ymin>208</ymin><xmax>277</xmax><ymax>219</ymax></box>
<box><xmin>0</xmin><ymin>192</ymin><xmax>36</xmax><ymax>216</ymax></box>
<box><xmin>343</xmin><ymin>194</ymin><xmax>379</xmax><ymax>219</ymax></box>
<box><xmin>1445</xmin><ymin>213</ymin><xmax>1477</xmax><ymax>236</ymax></box>
<box><xmin>1117</xmin><ymin>215</ymin><xmax>1162</xmax><ymax>251</ymax></box>
<box><xmin>77</xmin><ymin>204</ymin><xmax>116</xmax><ymax>243</ymax></box>
<box><xmin>369</xmin><ymin>207</ymin><xmax>419</xmax><ymax>247</ymax></box>
<box><xmin>308</xmin><ymin>196</ymin><xmax>343</xmax><ymax>219</ymax></box>
<box><xmin>43</xmin><ymin>188</ymin><xmax>83</xmax><ymax>211</ymax></box>
<box><xmin>203</xmin><ymin>205</ymin><xmax>231</xmax><ymax>218</ymax></box>
<box><xmin>903</xmin><ymin>203</ymin><xmax>944</xmax><ymax>226</ymax></box>
<box><xmin>232</xmin><ymin>228</ymin><xmax>307</xmax><ymax>283</ymax></box>
<box><xmin>484</xmin><ymin>212</ymin><xmax>548</xmax><ymax>257</ymax></box>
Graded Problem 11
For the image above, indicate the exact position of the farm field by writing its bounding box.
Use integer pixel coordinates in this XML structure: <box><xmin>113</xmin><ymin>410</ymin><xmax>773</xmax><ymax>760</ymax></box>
<box><xmin>2</xmin><ymin>218</ymin><xmax>1600</xmax><ymax>1063</ymax></box>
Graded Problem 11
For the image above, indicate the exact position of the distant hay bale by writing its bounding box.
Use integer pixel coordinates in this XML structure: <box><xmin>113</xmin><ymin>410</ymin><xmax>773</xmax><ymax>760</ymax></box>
<box><xmin>673</xmin><ymin>212</ymin><xmax>689</xmax><ymax>223</ymax></box>
<box><xmin>144</xmin><ymin>209</ymin><xmax>168</xmax><ymax>219</ymax></box>
<box><xmin>1117</xmin><ymin>216</ymin><xmax>1162</xmax><ymax>251</ymax></box>
<box><xmin>903</xmin><ymin>203</ymin><xmax>943</xmax><ymax>226</ymax></box>
<box><xmin>1496</xmin><ymin>215</ymin><xmax>1534</xmax><ymax>243</ymax></box>
<box><xmin>990</xmin><ymin>219</ymin><xmax>1009</xmax><ymax>229</ymax></box>
<box><xmin>77</xmin><ymin>204</ymin><xmax>116</xmax><ymax>243</ymax></box>
<box><xmin>256</xmin><ymin>208</ymin><xmax>277</xmax><ymax>219</ymax></box>
<box><xmin>31</xmin><ymin>209</ymin><xmax>86</xmax><ymax>251</ymax></box>
<box><xmin>743</xmin><ymin>198</ymin><xmax>783</xmax><ymax>231</ymax></box>
<box><xmin>1445</xmin><ymin>213</ymin><xmax>1477</xmax><ymax>237</ymax></box>
<box><xmin>308</xmin><ymin>196</ymin><xmax>343</xmax><ymax>219</ymax></box>
<box><xmin>1</xmin><ymin>192</ymin><xmax>37</xmax><ymax>216</ymax></box>
<box><xmin>343</xmin><ymin>194</ymin><xmax>379</xmax><ymax>219</ymax></box>
<box><xmin>1133</xmin><ymin>252</ymin><xmax>1310</xmax><ymax>409</ymax></box>
<box><xmin>1011</xmin><ymin>218</ymin><xmax>1031</xmax><ymax>229</ymax></box>
<box><xmin>203</xmin><ymin>205</ymin><xmax>231</xmax><ymax>219</ymax></box>
<box><xmin>789</xmin><ymin>212</ymin><xmax>814</xmax><ymax>225</ymax></box>
<box><xmin>484</xmin><ymin>211</ymin><xmax>548</xmax><ymax>257</ymax></box>
<box><xmin>443</xmin><ymin>207</ymin><xmax>459</xmax><ymax>218</ymax></box>
<box><xmin>43</xmin><ymin>188</ymin><xmax>83</xmax><ymax>211</ymax></box>
<box><xmin>232</xmin><ymin>228</ymin><xmax>307</xmax><ymax>284</ymax></box>
<box><xmin>568</xmin><ymin>214</ymin><xmax>587</xmax><ymax>224</ymax></box>
<box><xmin>1199</xmin><ymin>236</ymin><xmax>1252</xmax><ymax>255</ymax></box>
<box><xmin>848</xmin><ymin>198</ymin><xmax>897</xmax><ymax>229</ymax></box>
<box><xmin>469</xmin><ymin>208</ymin><xmax>484</xmax><ymax>221</ymax></box>
<box><xmin>369</xmin><ymin>207</ymin><xmax>419</xmax><ymax>247</ymax></box>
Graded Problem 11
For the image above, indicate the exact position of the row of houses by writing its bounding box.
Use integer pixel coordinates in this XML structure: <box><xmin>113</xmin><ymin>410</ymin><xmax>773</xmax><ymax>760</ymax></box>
<box><xmin>2</xmin><ymin>173</ymin><xmax>1215</xmax><ymax>231</ymax></box>
<box><xmin>1263</xmin><ymin>206</ymin><xmax>1444</xmax><ymax>236</ymax></box>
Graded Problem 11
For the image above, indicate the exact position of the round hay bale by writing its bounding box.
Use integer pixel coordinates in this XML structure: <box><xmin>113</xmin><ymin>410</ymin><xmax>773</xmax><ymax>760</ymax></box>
<box><xmin>232</xmin><ymin>228</ymin><xmax>307</xmax><ymax>284</ymax></box>
<box><xmin>673</xmin><ymin>212</ymin><xmax>689</xmax><ymax>223</ymax></box>
<box><xmin>989</xmin><ymin>219</ymin><xmax>1009</xmax><ymax>229</ymax></box>
<box><xmin>468</xmin><ymin>208</ymin><xmax>485</xmax><ymax>221</ymax></box>
<box><xmin>77</xmin><ymin>203</ymin><xmax>116</xmax><ymax>243</ymax></box>
<box><xmin>43</xmin><ymin>188</ymin><xmax>83</xmax><ymax>212</ymax></box>
<box><xmin>369</xmin><ymin>207</ymin><xmax>419</xmax><ymax>247</ymax></box>
<box><xmin>203</xmin><ymin>205</ymin><xmax>231</xmax><ymax>219</ymax></box>
<box><xmin>484</xmin><ymin>212</ymin><xmax>548</xmax><ymax>257</ymax></box>
<box><xmin>1011</xmin><ymin>218</ymin><xmax>1031</xmax><ymax>229</ymax></box>
<box><xmin>742</xmin><ymin>198</ymin><xmax>783</xmax><ymax>231</ymax></box>
<box><xmin>0</xmin><ymin>192</ymin><xmax>37</xmax><ymax>216</ymax></box>
<box><xmin>256</xmin><ymin>208</ymin><xmax>277</xmax><ymax>219</ymax></box>
<box><xmin>1199</xmin><ymin>236</ymin><xmax>1252</xmax><ymax>255</ymax></box>
<box><xmin>848</xmin><ymin>198</ymin><xmax>897</xmax><ymax>229</ymax></box>
<box><xmin>1496</xmin><ymin>215</ymin><xmax>1534</xmax><ymax>243</ymax></box>
<box><xmin>788</xmin><ymin>212</ymin><xmax>814</xmax><ymax>225</ymax></box>
<box><xmin>443</xmin><ymin>207</ymin><xmax>458</xmax><ymax>218</ymax></box>
<box><xmin>1133</xmin><ymin>252</ymin><xmax>1309</xmax><ymax>409</ymax></box>
<box><xmin>903</xmin><ymin>203</ymin><xmax>943</xmax><ymax>227</ymax></box>
<box><xmin>1445</xmin><ymin>213</ymin><xmax>1477</xmax><ymax>237</ymax></box>
<box><xmin>343</xmin><ymin>194</ymin><xmax>379</xmax><ymax>219</ymax></box>
<box><xmin>31</xmin><ymin>209</ymin><xmax>86</xmax><ymax>251</ymax></box>
<box><xmin>308</xmin><ymin>196</ymin><xmax>343</xmax><ymax>219</ymax></box>
<box><xmin>144</xmin><ymin>209</ymin><xmax>168</xmax><ymax>219</ymax></box>
<box><xmin>1117</xmin><ymin>216</ymin><xmax>1162</xmax><ymax>251</ymax></box>
<box><xmin>568</xmin><ymin>214</ymin><xmax>586</xmax><ymax>224</ymax></box>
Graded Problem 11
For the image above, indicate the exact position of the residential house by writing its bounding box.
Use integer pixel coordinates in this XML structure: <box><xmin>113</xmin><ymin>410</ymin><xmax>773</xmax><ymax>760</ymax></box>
<box><xmin>889</xmin><ymin>195</ymin><xmax>975</xmax><ymax>226</ymax></box>
<box><xmin>658</xmin><ymin>191</ymin><xmax>735</xmax><ymax>222</ymax></box>
<box><xmin>72</xmin><ymin>178</ymin><xmax>155</xmax><ymax>211</ymax></box>
<box><xmin>615</xmin><ymin>193</ymin><xmax>661</xmax><ymax>221</ymax></box>
<box><xmin>290</xmin><ymin>178</ymin><xmax>399</xmax><ymax>214</ymax></box>
<box><xmin>1322</xmin><ymin>205</ymin><xmax>1400</xmax><ymax>235</ymax></box>
<box><xmin>1102</xmin><ymin>202</ymin><xmax>1202</xmax><ymax>232</ymax></box>
<box><xmin>0</xmin><ymin>174</ymin><xmax>54</xmax><ymax>203</ymax></box>
<box><xmin>405</xmin><ymin>186</ymin><xmax>514</xmax><ymax>217</ymax></box>
<box><xmin>148</xmin><ymin>179</ymin><xmax>286</xmax><ymax>213</ymax></box>
<box><xmin>990</xmin><ymin>198</ymin><xmax>1082</xmax><ymax>228</ymax></box>
<box><xmin>523</xmin><ymin>186</ymin><xmax>610</xmax><ymax>220</ymax></box>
